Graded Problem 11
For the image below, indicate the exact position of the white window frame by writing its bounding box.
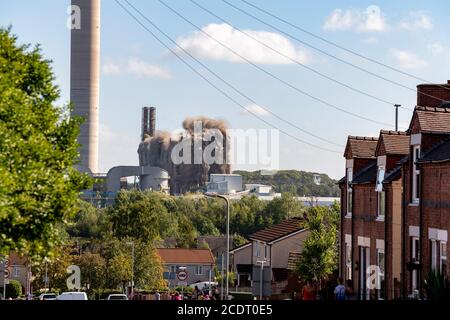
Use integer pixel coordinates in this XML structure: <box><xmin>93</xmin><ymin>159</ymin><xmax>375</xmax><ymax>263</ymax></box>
<box><xmin>264</xmin><ymin>244</ymin><xmax>269</xmax><ymax>259</ymax></box>
<box><xmin>254</xmin><ymin>242</ymin><xmax>260</xmax><ymax>258</ymax></box>
<box><xmin>13</xmin><ymin>267</ymin><xmax>20</xmax><ymax>277</ymax></box>
<box><xmin>377</xmin><ymin>190</ymin><xmax>386</xmax><ymax>220</ymax></box>
<box><xmin>195</xmin><ymin>265</ymin><xmax>203</xmax><ymax>275</ymax></box>
<box><xmin>375</xmin><ymin>166</ymin><xmax>385</xmax><ymax>192</ymax></box>
<box><xmin>346</xmin><ymin>168</ymin><xmax>353</xmax><ymax>217</ymax></box>
<box><xmin>412</xmin><ymin>145</ymin><xmax>420</xmax><ymax>203</ymax></box>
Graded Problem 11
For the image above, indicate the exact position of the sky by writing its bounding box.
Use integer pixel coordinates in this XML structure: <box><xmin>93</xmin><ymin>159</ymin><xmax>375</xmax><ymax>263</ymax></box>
<box><xmin>1</xmin><ymin>0</ymin><xmax>450</xmax><ymax>179</ymax></box>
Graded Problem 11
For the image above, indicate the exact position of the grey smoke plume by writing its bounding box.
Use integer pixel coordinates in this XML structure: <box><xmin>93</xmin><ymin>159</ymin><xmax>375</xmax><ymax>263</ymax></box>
<box><xmin>138</xmin><ymin>117</ymin><xmax>230</xmax><ymax>194</ymax></box>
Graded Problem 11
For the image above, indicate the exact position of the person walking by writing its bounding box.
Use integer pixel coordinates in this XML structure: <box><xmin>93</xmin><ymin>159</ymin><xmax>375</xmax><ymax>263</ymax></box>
<box><xmin>334</xmin><ymin>278</ymin><xmax>347</xmax><ymax>300</ymax></box>
<box><xmin>302</xmin><ymin>281</ymin><xmax>317</xmax><ymax>300</ymax></box>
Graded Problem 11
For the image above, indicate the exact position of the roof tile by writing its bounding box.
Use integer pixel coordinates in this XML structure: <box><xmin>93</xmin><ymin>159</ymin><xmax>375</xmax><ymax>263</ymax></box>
<box><xmin>249</xmin><ymin>217</ymin><xmax>304</xmax><ymax>243</ymax></box>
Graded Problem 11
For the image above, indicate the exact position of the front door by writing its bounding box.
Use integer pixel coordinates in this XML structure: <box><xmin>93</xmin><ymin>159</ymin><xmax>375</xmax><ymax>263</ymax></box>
<box><xmin>359</xmin><ymin>246</ymin><xmax>370</xmax><ymax>300</ymax></box>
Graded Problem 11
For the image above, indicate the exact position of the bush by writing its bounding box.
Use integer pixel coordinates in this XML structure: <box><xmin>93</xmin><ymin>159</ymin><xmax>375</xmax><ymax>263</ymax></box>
<box><xmin>6</xmin><ymin>280</ymin><xmax>22</xmax><ymax>299</ymax></box>
<box><xmin>424</xmin><ymin>271</ymin><xmax>450</xmax><ymax>300</ymax></box>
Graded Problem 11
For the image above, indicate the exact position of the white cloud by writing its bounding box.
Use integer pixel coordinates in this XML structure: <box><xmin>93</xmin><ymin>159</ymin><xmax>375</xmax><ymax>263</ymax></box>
<box><xmin>390</xmin><ymin>49</ymin><xmax>427</xmax><ymax>69</ymax></box>
<box><xmin>102</xmin><ymin>62</ymin><xmax>122</xmax><ymax>75</ymax></box>
<box><xmin>427</xmin><ymin>43</ymin><xmax>444</xmax><ymax>56</ymax></box>
<box><xmin>99</xmin><ymin>123</ymin><xmax>140</xmax><ymax>172</ymax></box>
<box><xmin>102</xmin><ymin>59</ymin><xmax>172</xmax><ymax>79</ymax></box>
<box><xmin>127</xmin><ymin>59</ymin><xmax>172</xmax><ymax>79</ymax></box>
<box><xmin>323</xmin><ymin>5</ymin><xmax>387</xmax><ymax>32</ymax></box>
<box><xmin>176</xmin><ymin>23</ymin><xmax>310</xmax><ymax>65</ymax></box>
<box><xmin>399</xmin><ymin>11</ymin><xmax>433</xmax><ymax>30</ymax></box>
<box><xmin>241</xmin><ymin>104</ymin><xmax>269</xmax><ymax>116</ymax></box>
<box><xmin>363</xmin><ymin>37</ymin><xmax>378</xmax><ymax>44</ymax></box>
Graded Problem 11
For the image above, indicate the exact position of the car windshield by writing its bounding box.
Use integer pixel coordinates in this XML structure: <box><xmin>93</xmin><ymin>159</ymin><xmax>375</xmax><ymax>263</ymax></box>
<box><xmin>109</xmin><ymin>295</ymin><xmax>127</xmax><ymax>300</ymax></box>
<box><xmin>43</xmin><ymin>294</ymin><xmax>56</xmax><ymax>298</ymax></box>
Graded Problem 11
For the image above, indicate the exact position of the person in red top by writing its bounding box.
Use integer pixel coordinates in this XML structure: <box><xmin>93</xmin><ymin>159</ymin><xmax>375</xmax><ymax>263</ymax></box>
<box><xmin>302</xmin><ymin>282</ymin><xmax>317</xmax><ymax>300</ymax></box>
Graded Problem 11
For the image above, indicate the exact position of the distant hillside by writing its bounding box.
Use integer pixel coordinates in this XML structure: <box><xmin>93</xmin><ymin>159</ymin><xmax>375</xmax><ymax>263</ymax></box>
<box><xmin>233</xmin><ymin>170</ymin><xmax>340</xmax><ymax>197</ymax></box>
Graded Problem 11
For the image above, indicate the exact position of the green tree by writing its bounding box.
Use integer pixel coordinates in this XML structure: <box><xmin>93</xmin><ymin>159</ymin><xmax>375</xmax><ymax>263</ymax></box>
<box><xmin>0</xmin><ymin>28</ymin><xmax>90</xmax><ymax>259</ymax></box>
<box><xmin>73</xmin><ymin>252</ymin><xmax>106</xmax><ymax>290</ymax></box>
<box><xmin>264</xmin><ymin>192</ymin><xmax>304</xmax><ymax>224</ymax></box>
<box><xmin>296</xmin><ymin>205</ymin><xmax>339</xmax><ymax>287</ymax></box>
<box><xmin>109</xmin><ymin>190</ymin><xmax>170</xmax><ymax>242</ymax></box>
<box><xmin>6</xmin><ymin>279</ymin><xmax>22</xmax><ymax>299</ymax></box>
<box><xmin>32</xmin><ymin>245</ymin><xmax>75</xmax><ymax>292</ymax></box>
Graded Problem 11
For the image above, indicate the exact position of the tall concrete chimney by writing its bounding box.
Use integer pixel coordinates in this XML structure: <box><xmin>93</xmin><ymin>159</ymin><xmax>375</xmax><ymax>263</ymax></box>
<box><xmin>70</xmin><ymin>0</ymin><xmax>101</xmax><ymax>173</ymax></box>
<box><xmin>141</xmin><ymin>107</ymin><xmax>156</xmax><ymax>140</ymax></box>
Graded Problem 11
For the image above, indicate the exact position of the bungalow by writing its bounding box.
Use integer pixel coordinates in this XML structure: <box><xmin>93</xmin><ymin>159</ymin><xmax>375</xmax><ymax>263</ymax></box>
<box><xmin>157</xmin><ymin>248</ymin><xmax>215</xmax><ymax>287</ymax></box>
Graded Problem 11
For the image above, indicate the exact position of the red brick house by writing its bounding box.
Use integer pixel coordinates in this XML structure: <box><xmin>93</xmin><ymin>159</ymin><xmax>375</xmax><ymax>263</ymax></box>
<box><xmin>339</xmin><ymin>136</ymin><xmax>378</xmax><ymax>298</ymax></box>
<box><xmin>402</xmin><ymin>101</ymin><xmax>450</xmax><ymax>296</ymax></box>
<box><xmin>340</xmin><ymin>80</ymin><xmax>450</xmax><ymax>299</ymax></box>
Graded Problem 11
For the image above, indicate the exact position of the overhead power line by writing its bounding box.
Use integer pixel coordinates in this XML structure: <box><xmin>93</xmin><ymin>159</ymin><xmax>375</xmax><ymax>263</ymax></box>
<box><xmin>222</xmin><ymin>0</ymin><xmax>448</xmax><ymax>106</ymax></box>
<box><xmin>238</xmin><ymin>0</ymin><xmax>450</xmax><ymax>95</ymax></box>
<box><xmin>114</xmin><ymin>0</ymin><xmax>342</xmax><ymax>154</ymax></box>
<box><xmin>190</xmin><ymin>0</ymin><xmax>398</xmax><ymax>108</ymax></box>
<box><xmin>121</xmin><ymin>0</ymin><xmax>343</xmax><ymax>147</ymax></box>
<box><xmin>158</xmin><ymin>0</ymin><xmax>395</xmax><ymax>128</ymax></box>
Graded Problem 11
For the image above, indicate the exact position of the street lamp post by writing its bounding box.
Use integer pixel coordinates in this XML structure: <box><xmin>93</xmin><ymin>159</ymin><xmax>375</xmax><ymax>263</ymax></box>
<box><xmin>126</xmin><ymin>241</ymin><xmax>135</xmax><ymax>299</ymax></box>
<box><xmin>256</xmin><ymin>260</ymin><xmax>269</xmax><ymax>300</ymax></box>
<box><xmin>205</xmin><ymin>193</ymin><xmax>230</xmax><ymax>300</ymax></box>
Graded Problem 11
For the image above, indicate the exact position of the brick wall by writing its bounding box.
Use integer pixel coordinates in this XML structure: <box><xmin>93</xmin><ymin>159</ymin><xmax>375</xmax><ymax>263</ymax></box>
<box><xmin>417</xmin><ymin>82</ymin><xmax>450</xmax><ymax>107</ymax></box>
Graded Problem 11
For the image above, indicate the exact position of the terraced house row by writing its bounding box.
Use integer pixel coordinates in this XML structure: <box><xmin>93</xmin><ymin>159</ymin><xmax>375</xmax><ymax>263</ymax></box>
<box><xmin>339</xmin><ymin>80</ymin><xmax>450</xmax><ymax>299</ymax></box>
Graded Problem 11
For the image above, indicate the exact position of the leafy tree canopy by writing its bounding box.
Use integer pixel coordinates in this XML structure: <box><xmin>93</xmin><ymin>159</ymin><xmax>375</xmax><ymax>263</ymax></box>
<box><xmin>0</xmin><ymin>28</ymin><xmax>90</xmax><ymax>260</ymax></box>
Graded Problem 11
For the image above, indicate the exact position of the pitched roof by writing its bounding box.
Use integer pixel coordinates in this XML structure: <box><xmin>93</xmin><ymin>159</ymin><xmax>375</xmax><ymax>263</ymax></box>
<box><xmin>156</xmin><ymin>248</ymin><xmax>214</xmax><ymax>265</ymax></box>
<box><xmin>383</xmin><ymin>165</ymin><xmax>402</xmax><ymax>183</ymax></box>
<box><xmin>249</xmin><ymin>217</ymin><xmax>305</xmax><ymax>243</ymax></box>
<box><xmin>344</xmin><ymin>136</ymin><xmax>378</xmax><ymax>159</ymax></box>
<box><xmin>377</xmin><ymin>130</ymin><xmax>410</xmax><ymax>155</ymax></box>
<box><xmin>408</xmin><ymin>106</ymin><xmax>450</xmax><ymax>134</ymax></box>
<box><xmin>351</xmin><ymin>161</ymin><xmax>377</xmax><ymax>185</ymax></box>
<box><xmin>417</xmin><ymin>138</ymin><xmax>450</xmax><ymax>164</ymax></box>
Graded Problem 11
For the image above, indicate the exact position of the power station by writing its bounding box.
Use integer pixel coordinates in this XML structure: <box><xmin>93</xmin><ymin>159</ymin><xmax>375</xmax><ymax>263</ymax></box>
<box><xmin>70</xmin><ymin>0</ymin><xmax>229</xmax><ymax>204</ymax></box>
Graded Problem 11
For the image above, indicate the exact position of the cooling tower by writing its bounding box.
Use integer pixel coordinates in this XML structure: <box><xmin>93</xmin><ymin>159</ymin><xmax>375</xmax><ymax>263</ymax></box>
<box><xmin>70</xmin><ymin>0</ymin><xmax>101</xmax><ymax>173</ymax></box>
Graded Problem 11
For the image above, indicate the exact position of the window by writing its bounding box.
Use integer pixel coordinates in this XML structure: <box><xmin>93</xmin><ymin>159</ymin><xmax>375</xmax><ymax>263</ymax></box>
<box><xmin>170</xmin><ymin>265</ymin><xmax>176</xmax><ymax>273</ymax></box>
<box><xmin>430</xmin><ymin>240</ymin><xmax>447</xmax><ymax>274</ymax></box>
<box><xmin>441</xmin><ymin>242</ymin><xmax>447</xmax><ymax>275</ymax></box>
<box><xmin>377</xmin><ymin>249</ymin><xmax>385</xmax><ymax>300</ymax></box>
<box><xmin>411</xmin><ymin>237</ymin><xmax>420</xmax><ymax>292</ymax></box>
<box><xmin>254</xmin><ymin>242</ymin><xmax>260</xmax><ymax>257</ymax></box>
<box><xmin>377</xmin><ymin>191</ymin><xmax>386</xmax><ymax>218</ymax></box>
<box><xmin>264</xmin><ymin>245</ymin><xmax>269</xmax><ymax>259</ymax></box>
<box><xmin>13</xmin><ymin>267</ymin><xmax>20</xmax><ymax>277</ymax></box>
<box><xmin>430</xmin><ymin>240</ymin><xmax>438</xmax><ymax>271</ymax></box>
<box><xmin>375</xmin><ymin>166</ymin><xmax>385</xmax><ymax>192</ymax></box>
<box><xmin>346</xmin><ymin>168</ymin><xmax>353</xmax><ymax>216</ymax></box>
<box><xmin>345</xmin><ymin>242</ymin><xmax>352</xmax><ymax>280</ymax></box>
<box><xmin>195</xmin><ymin>265</ymin><xmax>203</xmax><ymax>275</ymax></box>
<box><xmin>412</xmin><ymin>146</ymin><xmax>421</xmax><ymax>202</ymax></box>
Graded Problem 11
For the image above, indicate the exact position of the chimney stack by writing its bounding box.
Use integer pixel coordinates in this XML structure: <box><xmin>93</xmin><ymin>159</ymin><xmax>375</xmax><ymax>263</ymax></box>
<box><xmin>70</xmin><ymin>0</ymin><xmax>101</xmax><ymax>173</ymax></box>
<box><xmin>141</xmin><ymin>107</ymin><xmax>156</xmax><ymax>140</ymax></box>
<box><xmin>417</xmin><ymin>80</ymin><xmax>450</xmax><ymax>108</ymax></box>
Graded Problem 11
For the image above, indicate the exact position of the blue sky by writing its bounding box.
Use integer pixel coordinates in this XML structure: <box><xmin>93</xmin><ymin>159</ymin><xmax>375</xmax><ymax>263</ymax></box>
<box><xmin>1</xmin><ymin>0</ymin><xmax>450</xmax><ymax>178</ymax></box>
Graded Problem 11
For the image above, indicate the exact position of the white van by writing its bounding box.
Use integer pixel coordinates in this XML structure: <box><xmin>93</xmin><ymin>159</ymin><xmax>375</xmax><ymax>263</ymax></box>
<box><xmin>56</xmin><ymin>292</ymin><xmax>88</xmax><ymax>300</ymax></box>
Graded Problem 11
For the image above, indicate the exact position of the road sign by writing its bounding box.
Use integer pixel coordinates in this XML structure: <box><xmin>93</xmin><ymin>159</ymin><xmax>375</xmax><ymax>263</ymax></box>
<box><xmin>4</xmin><ymin>269</ymin><xmax>9</xmax><ymax>279</ymax></box>
<box><xmin>177</xmin><ymin>270</ymin><xmax>188</xmax><ymax>281</ymax></box>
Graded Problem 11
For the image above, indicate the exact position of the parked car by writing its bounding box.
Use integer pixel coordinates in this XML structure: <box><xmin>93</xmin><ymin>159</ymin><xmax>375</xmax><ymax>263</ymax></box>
<box><xmin>107</xmin><ymin>294</ymin><xmax>128</xmax><ymax>300</ymax></box>
<box><xmin>56</xmin><ymin>292</ymin><xmax>88</xmax><ymax>300</ymax></box>
<box><xmin>38</xmin><ymin>293</ymin><xmax>57</xmax><ymax>300</ymax></box>
<box><xmin>189</xmin><ymin>281</ymin><xmax>218</xmax><ymax>292</ymax></box>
